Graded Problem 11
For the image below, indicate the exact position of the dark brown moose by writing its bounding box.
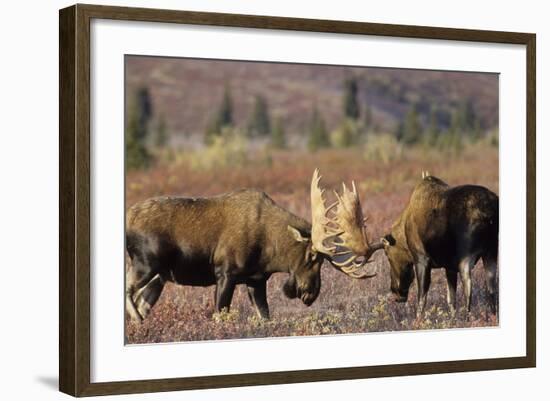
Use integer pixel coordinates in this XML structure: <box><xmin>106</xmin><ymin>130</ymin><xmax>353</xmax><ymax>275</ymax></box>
<box><xmin>125</xmin><ymin>170</ymin><xmax>378</xmax><ymax>322</ymax></box>
<box><xmin>316</xmin><ymin>171</ymin><xmax>499</xmax><ymax>317</ymax></box>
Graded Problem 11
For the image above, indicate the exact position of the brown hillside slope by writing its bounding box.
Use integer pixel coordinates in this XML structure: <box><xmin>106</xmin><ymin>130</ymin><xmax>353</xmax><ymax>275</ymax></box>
<box><xmin>126</xmin><ymin>56</ymin><xmax>498</xmax><ymax>139</ymax></box>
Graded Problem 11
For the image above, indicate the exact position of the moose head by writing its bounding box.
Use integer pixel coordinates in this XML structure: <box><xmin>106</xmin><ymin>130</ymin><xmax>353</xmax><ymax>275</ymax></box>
<box><xmin>280</xmin><ymin>169</ymin><xmax>385</xmax><ymax>306</ymax></box>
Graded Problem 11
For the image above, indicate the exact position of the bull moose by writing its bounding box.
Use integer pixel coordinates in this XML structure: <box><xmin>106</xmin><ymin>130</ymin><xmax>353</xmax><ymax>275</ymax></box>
<box><xmin>382</xmin><ymin>173</ymin><xmax>499</xmax><ymax>316</ymax></box>
<box><xmin>125</xmin><ymin>174</ymin><xmax>378</xmax><ymax>322</ymax></box>
<box><xmin>314</xmin><ymin>171</ymin><xmax>499</xmax><ymax>317</ymax></box>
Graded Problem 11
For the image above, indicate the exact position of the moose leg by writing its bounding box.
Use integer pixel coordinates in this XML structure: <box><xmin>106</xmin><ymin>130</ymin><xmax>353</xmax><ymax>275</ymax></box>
<box><xmin>247</xmin><ymin>280</ymin><xmax>269</xmax><ymax>319</ymax></box>
<box><xmin>458</xmin><ymin>257</ymin><xmax>474</xmax><ymax>313</ymax></box>
<box><xmin>214</xmin><ymin>267</ymin><xmax>236</xmax><ymax>313</ymax></box>
<box><xmin>414</xmin><ymin>255</ymin><xmax>431</xmax><ymax>318</ymax></box>
<box><xmin>134</xmin><ymin>274</ymin><xmax>165</xmax><ymax>320</ymax></box>
<box><xmin>126</xmin><ymin>286</ymin><xmax>142</xmax><ymax>322</ymax></box>
<box><xmin>482</xmin><ymin>252</ymin><xmax>498</xmax><ymax>315</ymax></box>
<box><xmin>126</xmin><ymin>265</ymin><xmax>157</xmax><ymax>322</ymax></box>
<box><xmin>445</xmin><ymin>269</ymin><xmax>458</xmax><ymax>316</ymax></box>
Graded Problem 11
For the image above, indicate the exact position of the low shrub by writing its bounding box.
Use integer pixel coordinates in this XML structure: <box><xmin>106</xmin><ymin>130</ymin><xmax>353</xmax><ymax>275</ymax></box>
<box><xmin>363</xmin><ymin>133</ymin><xmax>404</xmax><ymax>164</ymax></box>
<box><xmin>189</xmin><ymin>129</ymin><xmax>249</xmax><ymax>170</ymax></box>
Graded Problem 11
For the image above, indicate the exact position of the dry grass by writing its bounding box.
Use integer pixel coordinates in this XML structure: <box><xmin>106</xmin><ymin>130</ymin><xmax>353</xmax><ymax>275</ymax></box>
<box><xmin>126</xmin><ymin>143</ymin><xmax>499</xmax><ymax>344</ymax></box>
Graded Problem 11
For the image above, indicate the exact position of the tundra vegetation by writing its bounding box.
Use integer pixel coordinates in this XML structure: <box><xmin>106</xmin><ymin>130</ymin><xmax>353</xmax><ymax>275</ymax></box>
<box><xmin>125</xmin><ymin>58</ymin><xmax>498</xmax><ymax>343</ymax></box>
<box><xmin>126</xmin><ymin>145</ymin><xmax>498</xmax><ymax>343</ymax></box>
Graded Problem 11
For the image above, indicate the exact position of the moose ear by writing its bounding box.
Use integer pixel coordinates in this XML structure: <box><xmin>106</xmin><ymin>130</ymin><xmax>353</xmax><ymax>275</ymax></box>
<box><xmin>287</xmin><ymin>225</ymin><xmax>310</xmax><ymax>243</ymax></box>
<box><xmin>381</xmin><ymin>234</ymin><xmax>396</xmax><ymax>247</ymax></box>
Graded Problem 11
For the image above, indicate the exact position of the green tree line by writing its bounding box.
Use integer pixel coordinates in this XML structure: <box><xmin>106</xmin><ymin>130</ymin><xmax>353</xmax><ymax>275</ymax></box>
<box><xmin>127</xmin><ymin>76</ymin><xmax>494</xmax><ymax>170</ymax></box>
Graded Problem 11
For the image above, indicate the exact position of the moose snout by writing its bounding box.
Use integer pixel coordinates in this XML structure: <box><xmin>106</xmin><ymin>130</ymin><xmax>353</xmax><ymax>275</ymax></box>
<box><xmin>298</xmin><ymin>285</ymin><xmax>319</xmax><ymax>306</ymax></box>
<box><xmin>300</xmin><ymin>292</ymin><xmax>315</xmax><ymax>306</ymax></box>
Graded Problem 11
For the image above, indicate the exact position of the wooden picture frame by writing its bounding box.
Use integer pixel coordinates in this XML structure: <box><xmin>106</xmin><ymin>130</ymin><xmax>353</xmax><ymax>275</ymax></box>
<box><xmin>59</xmin><ymin>3</ymin><xmax>536</xmax><ymax>397</ymax></box>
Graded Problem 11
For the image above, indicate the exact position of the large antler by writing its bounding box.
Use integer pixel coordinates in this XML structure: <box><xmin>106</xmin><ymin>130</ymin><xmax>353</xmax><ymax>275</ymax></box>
<box><xmin>310</xmin><ymin>169</ymin><xmax>339</xmax><ymax>255</ymax></box>
<box><xmin>310</xmin><ymin>170</ymin><xmax>382</xmax><ymax>279</ymax></box>
<box><xmin>329</xmin><ymin>181</ymin><xmax>384</xmax><ymax>277</ymax></box>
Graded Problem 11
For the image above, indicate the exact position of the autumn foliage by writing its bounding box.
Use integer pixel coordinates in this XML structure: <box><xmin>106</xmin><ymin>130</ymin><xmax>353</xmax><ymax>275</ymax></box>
<box><xmin>126</xmin><ymin>144</ymin><xmax>498</xmax><ymax>344</ymax></box>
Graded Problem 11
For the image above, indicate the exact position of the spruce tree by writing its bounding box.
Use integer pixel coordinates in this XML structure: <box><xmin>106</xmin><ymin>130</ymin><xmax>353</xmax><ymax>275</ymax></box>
<box><xmin>126</xmin><ymin>100</ymin><xmax>151</xmax><ymax>170</ymax></box>
<box><xmin>426</xmin><ymin>105</ymin><xmax>440</xmax><ymax>146</ymax></box>
<box><xmin>448</xmin><ymin>110</ymin><xmax>463</xmax><ymax>154</ymax></box>
<box><xmin>471</xmin><ymin>118</ymin><xmax>482</xmax><ymax>142</ymax></box>
<box><xmin>155</xmin><ymin>114</ymin><xmax>168</xmax><ymax>147</ymax></box>
<box><xmin>218</xmin><ymin>84</ymin><xmax>234</xmax><ymax>127</ymax></box>
<box><xmin>394</xmin><ymin>121</ymin><xmax>405</xmax><ymax>142</ymax></box>
<box><xmin>271</xmin><ymin>117</ymin><xmax>286</xmax><ymax>149</ymax></box>
<box><xmin>402</xmin><ymin>105</ymin><xmax>422</xmax><ymax>145</ymax></box>
<box><xmin>205</xmin><ymin>84</ymin><xmax>234</xmax><ymax>144</ymax></box>
<box><xmin>457</xmin><ymin>98</ymin><xmax>476</xmax><ymax>132</ymax></box>
<box><xmin>136</xmin><ymin>87</ymin><xmax>153</xmax><ymax>140</ymax></box>
<box><xmin>248</xmin><ymin>95</ymin><xmax>271</xmax><ymax>137</ymax></box>
<box><xmin>307</xmin><ymin>107</ymin><xmax>330</xmax><ymax>151</ymax></box>
<box><xmin>343</xmin><ymin>77</ymin><xmax>360</xmax><ymax>120</ymax></box>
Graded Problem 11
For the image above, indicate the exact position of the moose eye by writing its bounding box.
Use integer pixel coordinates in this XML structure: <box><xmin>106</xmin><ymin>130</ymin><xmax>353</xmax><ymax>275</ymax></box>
<box><xmin>384</xmin><ymin>234</ymin><xmax>396</xmax><ymax>246</ymax></box>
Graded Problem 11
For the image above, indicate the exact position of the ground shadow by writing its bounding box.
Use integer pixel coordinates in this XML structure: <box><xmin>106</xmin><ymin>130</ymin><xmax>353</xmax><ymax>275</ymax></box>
<box><xmin>35</xmin><ymin>376</ymin><xmax>58</xmax><ymax>391</ymax></box>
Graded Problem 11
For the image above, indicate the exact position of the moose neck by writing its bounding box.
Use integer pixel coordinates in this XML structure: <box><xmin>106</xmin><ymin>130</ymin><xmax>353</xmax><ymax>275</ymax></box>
<box><xmin>259</xmin><ymin>198</ymin><xmax>312</xmax><ymax>274</ymax></box>
<box><xmin>266</xmin><ymin>231</ymin><xmax>311</xmax><ymax>275</ymax></box>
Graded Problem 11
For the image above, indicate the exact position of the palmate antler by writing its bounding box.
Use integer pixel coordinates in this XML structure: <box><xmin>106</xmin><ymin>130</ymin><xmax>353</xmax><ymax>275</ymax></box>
<box><xmin>310</xmin><ymin>169</ymin><xmax>383</xmax><ymax>279</ymax></box>
<box><xmin>330</xmin><ymin>181</ymin><xmax>385</xmax><ymax>277</ymax></box>
<box><xmin>310</xmin><ymin>168</ymin><xmax>339</xmax><ymax>255</ymax></box>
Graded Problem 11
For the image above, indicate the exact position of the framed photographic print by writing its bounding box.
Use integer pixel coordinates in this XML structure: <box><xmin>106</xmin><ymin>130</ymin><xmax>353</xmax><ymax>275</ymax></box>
<box><xmin>59</xmin><ymin>4</ymin><xmax>536</xmax><ymax>397</ymax></box>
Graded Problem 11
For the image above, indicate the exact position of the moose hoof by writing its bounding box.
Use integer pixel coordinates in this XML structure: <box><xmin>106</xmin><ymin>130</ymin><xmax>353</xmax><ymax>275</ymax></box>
<box><xmin>127</xmin><ymin>308</ymin><xmax>144</xmax><ymax>323</ymax></box>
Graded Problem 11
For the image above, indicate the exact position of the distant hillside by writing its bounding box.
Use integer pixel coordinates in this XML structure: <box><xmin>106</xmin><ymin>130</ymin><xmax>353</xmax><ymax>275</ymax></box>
<box><xmin>125</xmin><ymin>56</ymin><xmax>498</xmax><ymax>140</ymax></box>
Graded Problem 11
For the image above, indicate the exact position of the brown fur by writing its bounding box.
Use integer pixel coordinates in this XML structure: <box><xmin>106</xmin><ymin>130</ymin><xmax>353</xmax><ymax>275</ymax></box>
<box><xmin>125</xmin><ymin>189</ymin><xmax>323</xmax><ymax>322</ymax></box>
<box><xmin>382</xmin><ymin>175</ymin><xmax>498</xmax><ymax>316</ymax></box>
